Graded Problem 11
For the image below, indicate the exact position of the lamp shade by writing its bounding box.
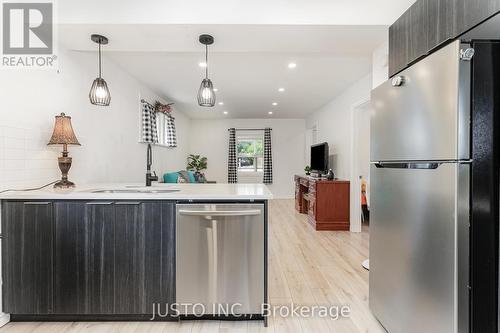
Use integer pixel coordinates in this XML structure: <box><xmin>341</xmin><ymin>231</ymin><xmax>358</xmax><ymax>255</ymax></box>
<box><xmin>47</xmin><ymin>113</ymin><xmax>81</xmax><ymax>146</ymax></box>
<box><xmin>197</xmin><ymin>78</ymin><xmax>216</xmax><ymax>107</ymax></box>
<box><xmin>89</xmin><ymin>77</ymin><xmax>111</xmax><ymax>106</ymax></box>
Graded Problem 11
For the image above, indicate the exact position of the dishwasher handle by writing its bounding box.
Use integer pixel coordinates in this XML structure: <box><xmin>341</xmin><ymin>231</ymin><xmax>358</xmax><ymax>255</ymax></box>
<box><xmin>178</xmin><ymin>209</ymin><xmax>261</xmax><ymax>217</ymax></box>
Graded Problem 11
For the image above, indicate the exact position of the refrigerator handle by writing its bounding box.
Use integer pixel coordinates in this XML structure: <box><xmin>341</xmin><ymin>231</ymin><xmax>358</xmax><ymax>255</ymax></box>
<box><xmin>374</xmin><ymin>162</ymin><xmax>441</xmax><ymax>170</ymax></box>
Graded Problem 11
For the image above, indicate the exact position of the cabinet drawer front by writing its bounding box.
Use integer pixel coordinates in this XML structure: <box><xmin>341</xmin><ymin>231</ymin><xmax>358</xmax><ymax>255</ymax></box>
<box><xmin>2</xmin><ymin>201</ymin><xmax>53</xmax><ymax>315</ymax></box>
<box><xmin>54</xmin><ymin>202</ymin><xmax>115</xmax><ymax>315</ymax></box>
<box><xmin>114</xmin><ymin>202</ymin><xmax>175</xmax><ymax>314</ymax></box>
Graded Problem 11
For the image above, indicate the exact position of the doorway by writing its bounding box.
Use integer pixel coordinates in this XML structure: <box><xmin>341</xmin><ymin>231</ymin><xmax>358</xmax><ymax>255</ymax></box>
<box><xmin>350</xmin><ymin>99</ymin><xmax>372</xmax><ymax>233</ymax></box>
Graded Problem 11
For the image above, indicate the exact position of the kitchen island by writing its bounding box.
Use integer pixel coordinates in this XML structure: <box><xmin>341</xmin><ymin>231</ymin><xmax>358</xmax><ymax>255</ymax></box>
<box><xmin>0</xmin><ymin>183</ymin><xmax>272</xmax><ymax>324</ymax></box>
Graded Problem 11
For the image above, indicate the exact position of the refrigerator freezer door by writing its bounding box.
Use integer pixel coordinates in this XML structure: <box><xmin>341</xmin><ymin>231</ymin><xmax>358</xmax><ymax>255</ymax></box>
<box><xmin>176</xmin><ymin>204</ymin><xmax>265</xmax><ymax>315</ymax></box>
<box><xmin>371</xmin><ymin>40</ymin><xmax>470</xmax><ymax>162</ymax></box>
<box><xmin>369</xmin><ymin>163</ymin><xmax>466</xmax><ymax>333</ymax></box>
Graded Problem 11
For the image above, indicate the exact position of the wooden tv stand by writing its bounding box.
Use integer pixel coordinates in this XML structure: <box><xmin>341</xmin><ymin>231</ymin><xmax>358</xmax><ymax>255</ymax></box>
<box><xmin>294</xmin><ymin>175</ymin><xmax>350</xmax><ymax>231</ymax></box>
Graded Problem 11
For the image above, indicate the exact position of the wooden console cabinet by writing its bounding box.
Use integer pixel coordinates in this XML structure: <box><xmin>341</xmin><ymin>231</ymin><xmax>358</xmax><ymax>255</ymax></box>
<box><xmin>295</xmin><ymin>175</ymin><xmax>350</xmax><ymax>231</ymax></box>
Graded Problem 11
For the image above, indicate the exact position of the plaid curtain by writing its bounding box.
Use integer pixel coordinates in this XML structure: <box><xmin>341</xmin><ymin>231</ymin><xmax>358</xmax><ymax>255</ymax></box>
<box><xmin>228</xmin><ymin>128</ymin><xmax>238</xmax><ymax>183</ymax></box>
<box><xmin>165</xmin><ymin>114</ymin><xmax>177</xmax><ymax>147</ymax></box>
<box><xmin>263</xmin><ymin>128</ymin><xmax>273</xmax><ymax>184</ymax></box>
<box><xmin>141</xmin><ymin>101</ymin><xmax>158</xmax><ymax>144</ymax></box>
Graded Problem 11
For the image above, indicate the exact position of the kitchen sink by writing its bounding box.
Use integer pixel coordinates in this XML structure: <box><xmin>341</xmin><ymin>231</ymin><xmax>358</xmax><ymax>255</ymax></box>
<box><xmin>91</xmin><ymin>189</ymin><xmax>180</xmax><ymax>194</ymax></box>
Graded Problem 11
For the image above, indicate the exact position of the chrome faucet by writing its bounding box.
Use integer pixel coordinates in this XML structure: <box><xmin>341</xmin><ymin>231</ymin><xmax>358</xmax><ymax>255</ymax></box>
<box><xmin>146</xmin><ymin>144</ymin><xmax>158</xmax><ymax>187</ymax></box>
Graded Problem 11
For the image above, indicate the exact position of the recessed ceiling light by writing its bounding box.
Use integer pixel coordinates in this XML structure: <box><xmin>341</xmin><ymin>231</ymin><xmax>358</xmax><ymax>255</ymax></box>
<box><xmin>268</xmin><ymin>111</ymin><xmax>273</xmax><ymax>115</ymax></box>
<box><xmin>223</xmin><ymin>111</ymin><xmax>228</xmax><ymax>115</ymax></box>
<box><xmin>213</xmin><ymin>88</ymin><xmax>218</xmax><ymax>92</ymax></box>
<box><xmin>272</xmin><ymin>102</ymin><xmax>278</xmax><ymax>106</ymax></box>
<box><xmin>199</xmin><ymin>62</ymin><xmax>207</xmax><ymax>68</ymax></box>
<box><xmin>218</xmin><ymin>102</ymin><xmax>224</xmax><ymax>105</ymax></box>
<box><xmin>288</xmin><ymin>62</ymin><xmax>297</xmax><ymax>69</ymax></box>
<box><xmin>278</xmin><ymin>88</ymin><xmax>285</xmax><ymax>92</ymax></box>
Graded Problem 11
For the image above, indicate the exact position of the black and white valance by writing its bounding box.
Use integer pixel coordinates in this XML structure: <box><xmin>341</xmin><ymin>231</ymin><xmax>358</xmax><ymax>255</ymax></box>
<box><xmin>228</xmin><ymin>128</ymin><xmax>238</xmax><ymax>183</ymax></box>
<box><xmin>263</xmin><ymin>128</ymin><xmax>273</xmax><ymax>184</ymax></box>
<box><xmin>141</xmin><ymin>101</ymin><xmax>158</xmax><ymax>144</ymax></box>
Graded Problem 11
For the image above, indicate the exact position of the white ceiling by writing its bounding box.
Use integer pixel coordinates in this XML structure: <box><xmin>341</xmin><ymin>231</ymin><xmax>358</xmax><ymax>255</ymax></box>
<box><xmin>59</xmin><ymin>0</ymin><xmax>415</xmax><ymax>25</ymax></box>
<box><xmin>60</xmin><ymin>25</ymin><xmax>384</xmax><ymax>118</ymax></box>
<box><xmin>58</xmin><ymin>0</ymin><xmax>416</xmax><ymax>119</ymax></box>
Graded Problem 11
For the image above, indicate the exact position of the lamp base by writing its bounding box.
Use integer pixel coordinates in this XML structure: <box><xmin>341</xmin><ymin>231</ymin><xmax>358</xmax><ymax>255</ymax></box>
<box><xmin>55</xmin><ymin>149</ymin><xmax>75</xmax><ymax>188</ymax></box>
<box><xmin>54</xmin><ymin>179</ymin><xmax>75</xmax><ymax>189</ymax></box>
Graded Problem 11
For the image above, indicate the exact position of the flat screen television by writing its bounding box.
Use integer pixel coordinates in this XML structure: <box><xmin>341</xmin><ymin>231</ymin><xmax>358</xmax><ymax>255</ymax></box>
<box><xmin>310</xmin><ymin>142</ymin><xmax>329</xmax><ymax>174</ymax></box>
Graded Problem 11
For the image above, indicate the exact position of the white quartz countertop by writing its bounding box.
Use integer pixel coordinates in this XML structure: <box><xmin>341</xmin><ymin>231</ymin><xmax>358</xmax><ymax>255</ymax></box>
<box><xmin>0</xmin><ymin>183</ymin><xmax>273</xmax><ymax>201</ymax></box>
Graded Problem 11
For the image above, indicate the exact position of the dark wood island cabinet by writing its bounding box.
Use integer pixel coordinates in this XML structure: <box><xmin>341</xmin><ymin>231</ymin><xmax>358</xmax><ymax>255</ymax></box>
<box><xmin>1</xmin><ymin>200</ymin><xmax>176</xmax><ymax>320</ymax></box>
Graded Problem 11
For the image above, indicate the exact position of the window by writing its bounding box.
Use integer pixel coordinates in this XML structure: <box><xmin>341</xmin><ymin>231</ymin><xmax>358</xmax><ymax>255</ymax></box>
<box><xmin>237</xmin><ymin>133</ymin><xmax>264</xmax><ymax>173</ymax></box>
<box><xmin>156</xmin><ymin>113</ymin><xmax>167</xmax><ymax>145</ymax></box>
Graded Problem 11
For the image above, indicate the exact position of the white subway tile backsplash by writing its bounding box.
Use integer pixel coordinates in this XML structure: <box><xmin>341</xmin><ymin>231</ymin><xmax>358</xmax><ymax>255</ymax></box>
<box><xmin>25</xmin><ymin>158</ymin><xmax>55</xmax><ymax>170</ymax></box>
<box><xmin>4</xmin><ymin>148</ymin><xmax>25</xmax><ymax>160</ymax></box>
<box><xmin>1</xmin><ymin>169</ymin><xmax>26</xmax><ymax>183</ymax></box>
<box><xmin>38</xmin><ymin>168</ymin><xmax>60</xmax><ymax>181</ymax></box>
<box><xmin>4</xmin><ymin>159</ymin><xmax>25</xmax><ymax>170</ymax></box>
<box><xmin>0</xmin><ymin>125</ymin><xmax>61</xmax><ymax>189</ymax></box>
<box><xmin>4</xmin><ymin>137</ymin><xmax>25</xmax><ymax>150</ymax></box>
<box><xmin>28</xmin><ymin>149</ymin><xmax>57</xmax><ymax>160</ymax></box>
<box><xmin>25</xmin><ymin>138</ymin><xmax>45</xmax><ymax>150</ymax></box>
<box><xmin>3</xmin><ymin>127</ymin><xmax>26</xmax><ymax>139</ymax></box>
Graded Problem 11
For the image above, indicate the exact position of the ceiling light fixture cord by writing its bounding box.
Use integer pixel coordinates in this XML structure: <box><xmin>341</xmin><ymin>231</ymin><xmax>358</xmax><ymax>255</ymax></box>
<box><xmin>205</xmin><ymin>44</ymin><xmax>209</xmax><ymax>78</ymax></box>
<box><xmin>98</xmin><ymin>41</ymin><xmax>102</xmax><ymax>78</ymax></box>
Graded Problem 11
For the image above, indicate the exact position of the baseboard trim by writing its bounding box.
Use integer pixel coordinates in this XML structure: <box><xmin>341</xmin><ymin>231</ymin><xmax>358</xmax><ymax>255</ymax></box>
<box><xmin>11</xmin><ymin>314</ymin><xmax>177</xmax><ymax>322</ymax></box>
<box><xmin>0</xmin><ymin>313</ymin><xmax>10</xmax><ymax>327</ymax></box>
<box><xmin>10</xmin><ymin>314</ymin><xmax>263</xmax><ymax>322</ymax></box>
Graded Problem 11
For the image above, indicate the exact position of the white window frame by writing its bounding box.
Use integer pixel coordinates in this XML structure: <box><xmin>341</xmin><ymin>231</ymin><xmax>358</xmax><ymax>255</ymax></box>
<box><xmin>236</xmin><ymin>132</ymin><xmax>264</xmax><ymax>176</ymax></box>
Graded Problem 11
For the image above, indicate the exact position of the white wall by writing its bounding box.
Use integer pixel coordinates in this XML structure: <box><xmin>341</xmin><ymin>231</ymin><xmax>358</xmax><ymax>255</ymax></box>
<box><xmin>0</xmin><ymin>46</ymin><xmax>191</xmax><ymax>189</ymax></box>
<box><xmin>306</xmin><ymin>74</ymin><xmax>372</xmax><ymax>181</ymax></box>
<box><xmin>188</xmin><ymin>118</ymin><xmax>306</xmax><ymax>199</ymax></box>
<box><xmin>372</xmin><ymin>41</ymin><xmax>389</xmax><ymax>88</ymax></box>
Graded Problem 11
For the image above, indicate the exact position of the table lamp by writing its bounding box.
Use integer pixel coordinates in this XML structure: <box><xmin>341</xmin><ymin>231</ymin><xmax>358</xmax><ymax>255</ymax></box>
<box><xmin>47</xmin><ymin>113</ymin><xmax>81</xmax><ymax>188</ymax></box>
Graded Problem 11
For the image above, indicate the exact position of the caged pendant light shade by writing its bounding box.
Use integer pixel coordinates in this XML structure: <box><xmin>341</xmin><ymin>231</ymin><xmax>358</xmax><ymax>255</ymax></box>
<box><xmin>198</xmin><ymin>78</ymin><xmax>215</xmax><ymax>106</ymax></box>
<box><xmin>89</xmin><ymin>34</ymin><xmax>111</xmax><ymax>106</ymax></box>
<box><xmin>89</xmin><ymin>78</ymin><xmax>111</xmax><ymax>106</ymax></box>
<box><xmin>197</xmin><ymin>34</ymin><xmax>216</xmax><ymax>107</ymax></box>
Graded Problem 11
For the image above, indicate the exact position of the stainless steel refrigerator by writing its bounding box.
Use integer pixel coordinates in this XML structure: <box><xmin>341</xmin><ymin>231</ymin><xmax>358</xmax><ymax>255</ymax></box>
<box><xmin>369</xmin><ymin>40</ymin><xmax>471</xmax><ymax>333</ymax></box>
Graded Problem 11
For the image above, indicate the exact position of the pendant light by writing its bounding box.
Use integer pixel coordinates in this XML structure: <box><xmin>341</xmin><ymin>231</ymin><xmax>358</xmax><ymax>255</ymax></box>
<box><xmin>89</xmin><ymin>34</ymin><xmax>111</xmax><ymax>106</ymax></box>
<box><xmin>197</xmin><ymin>34</ymin><xmax>216</xmax><ymax>107</ymax></box>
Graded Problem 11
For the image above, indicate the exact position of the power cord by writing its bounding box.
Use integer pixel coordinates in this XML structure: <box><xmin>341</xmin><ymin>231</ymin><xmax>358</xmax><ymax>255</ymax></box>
<box><xmin>0</xmin><ymin>180</ymin><xmax>59</xmax><ymax>194</ymax></box>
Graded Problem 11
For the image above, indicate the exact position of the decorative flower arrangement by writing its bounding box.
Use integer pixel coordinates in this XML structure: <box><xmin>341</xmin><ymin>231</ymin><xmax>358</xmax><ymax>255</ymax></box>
<box><xmin>154</xmin><ymin>101</ymin><xmax>174</xmax><ymax>114</ymax></box>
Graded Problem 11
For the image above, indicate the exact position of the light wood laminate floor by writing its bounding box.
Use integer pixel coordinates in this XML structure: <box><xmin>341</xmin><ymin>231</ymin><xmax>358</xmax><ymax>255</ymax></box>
<box><xmin>0</xmin><ymin>199</ymin><xmax>384</xmax><ymax>333</ymax></box>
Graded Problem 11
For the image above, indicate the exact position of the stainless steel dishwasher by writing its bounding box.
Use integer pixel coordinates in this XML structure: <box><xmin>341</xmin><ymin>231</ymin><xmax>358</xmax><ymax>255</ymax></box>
<box><xmin>176</xmin><ymin>203</ymin><xmax>265</xmax><ymax>316</ymax></box>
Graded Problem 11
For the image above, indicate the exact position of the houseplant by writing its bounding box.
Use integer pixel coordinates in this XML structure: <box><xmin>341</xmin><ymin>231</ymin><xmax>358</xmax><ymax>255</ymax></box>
<box><xmin>187</xmin><ymin>154</ymin><xmax>208</xmax><ymax>182</ymax></box>
<box><xmin>304</xmin><ymin>165</ymin><xmax>311</xmax><ymax>175</ymax></box>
